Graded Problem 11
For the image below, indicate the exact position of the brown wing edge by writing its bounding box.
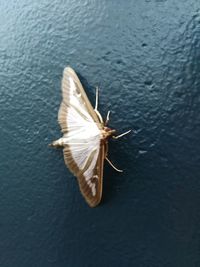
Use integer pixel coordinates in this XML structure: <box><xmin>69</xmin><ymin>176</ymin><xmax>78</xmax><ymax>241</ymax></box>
<box><xmin>63</xmin><ymin>143</ymin><xmax>105</xmax><ymax>208</ymax></box>
<box><xmin>58</xmin><ymin>102</ymin><xmax>68</xmax><ymax>133</ymax></box>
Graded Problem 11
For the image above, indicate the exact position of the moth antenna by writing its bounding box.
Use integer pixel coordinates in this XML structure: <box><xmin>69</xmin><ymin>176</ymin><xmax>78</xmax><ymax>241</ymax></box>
<box><xmin>105</xmin><ymin>110</ymin><xmax>111</xmax><ymax>125</ymax></box>
<box><xmin>95</xmin><ymin>86</ymin><xmax>99</xmax><ymax>110</ymax></box>
<box><xmin>94</xmin><ymin>86</ymin><xmax>104</xmax><ymax>123</ymax></box>
<box><xmin>113</xmin><ymin>130</ymin><xmax>131</xmax><ymax>139</ymax></box>
<box><xmin>106</xmin><ymin>157</ymin><xmax>123</xmax><ymax>173</ymax></box>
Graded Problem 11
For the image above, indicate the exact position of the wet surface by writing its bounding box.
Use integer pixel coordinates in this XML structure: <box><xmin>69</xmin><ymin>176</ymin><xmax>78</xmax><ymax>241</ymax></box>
<box><xmin>0</xmin><ymin>1</ymin><xmax>200</xmax><ymax>266</ymax></box>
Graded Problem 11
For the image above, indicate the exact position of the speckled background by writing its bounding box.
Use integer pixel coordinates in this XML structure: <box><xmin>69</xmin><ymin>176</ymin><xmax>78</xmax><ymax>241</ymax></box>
<box><xmin>0</xmin><ymin>1</ymin><xmax>200</xmax><ymax>267</ymax></box>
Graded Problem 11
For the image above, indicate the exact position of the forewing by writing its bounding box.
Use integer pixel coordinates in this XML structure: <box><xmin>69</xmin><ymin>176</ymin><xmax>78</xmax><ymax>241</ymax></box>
<box><xmin>58</xmin><ymin>66</ymin><xmax>101</xmax><ymax>133</ymax></box>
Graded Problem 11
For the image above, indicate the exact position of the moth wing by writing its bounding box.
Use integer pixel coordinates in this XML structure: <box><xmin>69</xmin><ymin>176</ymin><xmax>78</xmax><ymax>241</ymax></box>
<box><xmin>58</xmin><ymin>66</ymin><xmax>101</xmax><ymax>133</ymax></box>
<box><xmin>63</xmin><ymin>143</ymin><xmax>105</xmax><ymax>207</ymax></box>
<box><xmin>58</xmin><ymin>67</ymin><xmax>104</xmax><ymax>207</ymax></box>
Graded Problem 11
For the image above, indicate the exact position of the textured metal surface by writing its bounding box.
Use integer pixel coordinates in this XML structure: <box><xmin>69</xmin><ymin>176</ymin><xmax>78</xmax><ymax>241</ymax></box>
<box><xmin>0</xmin><ymin>1</ymin><xmax>200</xmax><ymax>266</ymax></box>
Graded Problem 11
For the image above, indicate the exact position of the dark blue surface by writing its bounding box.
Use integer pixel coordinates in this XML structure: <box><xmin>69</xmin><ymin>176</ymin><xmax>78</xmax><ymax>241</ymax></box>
<box><xmin>0</xmin><ymin>1</ymin><xmax>200</xmax><ymax>266</ymax></box>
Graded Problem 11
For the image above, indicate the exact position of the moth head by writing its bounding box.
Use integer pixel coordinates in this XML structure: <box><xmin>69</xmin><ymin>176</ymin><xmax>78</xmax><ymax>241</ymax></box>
<box><xmin>102</xmin><ymin>127</ymin><xmax>116</xmax><ymax>139</ymax></box>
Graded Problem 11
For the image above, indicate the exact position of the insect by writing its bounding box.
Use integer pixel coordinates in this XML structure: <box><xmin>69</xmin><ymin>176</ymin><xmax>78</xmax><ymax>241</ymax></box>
<box><xmin>50</xmin><ymin>67</ymin><xmax>131</xmax><ymax>207</ymax></box>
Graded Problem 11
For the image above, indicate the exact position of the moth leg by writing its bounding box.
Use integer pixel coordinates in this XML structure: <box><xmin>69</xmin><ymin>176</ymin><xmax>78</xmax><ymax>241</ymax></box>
<box><xmin>105</xmin><ymin>110</ymin><xmax>111</xmax><ymax>126</ymax></box>
<box><xmin>112</xmin><ymin>130</ymin><xmax>131</xmax><ymax>139</ymax></box>
<box><xmin>95</xmin><ymin>86</ymin><xmax>99</xmax><ymax>110</ymax></box>
<box><xmin>106</xmin><ymin>157</ymin><xmax>123</xmax><ymax>172</ymax></box>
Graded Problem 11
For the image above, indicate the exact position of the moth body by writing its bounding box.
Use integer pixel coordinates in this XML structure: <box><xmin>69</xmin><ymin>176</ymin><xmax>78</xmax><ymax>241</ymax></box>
<box><xmin>101</xmin><ymin>127</ymin><xmax>116</xmax><ymax>140</ymax></box>
<box><xmin>51</xmin><ymin>126</ymin><xmax>115</xmax><ymax>148</ymax></box>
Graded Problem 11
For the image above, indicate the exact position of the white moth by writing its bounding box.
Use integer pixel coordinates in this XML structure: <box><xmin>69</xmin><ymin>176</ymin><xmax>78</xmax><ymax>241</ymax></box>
<box><xmin>50</xmin><ymin>67</ymin><xmax>130</xmax><ymax>207</ymax></box>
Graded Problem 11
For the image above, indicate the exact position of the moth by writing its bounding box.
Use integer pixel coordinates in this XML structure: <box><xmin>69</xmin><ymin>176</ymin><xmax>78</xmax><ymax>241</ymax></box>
<box><xmin>50</xmin><ymin>67</ymin><xmax>130</xmax><ymax>207</ymax></box>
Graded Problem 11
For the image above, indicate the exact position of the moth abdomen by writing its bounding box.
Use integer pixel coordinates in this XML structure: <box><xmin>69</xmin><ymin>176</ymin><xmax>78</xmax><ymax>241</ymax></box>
<box><xmin>49</xmin><ymin>138</ymin><xmax>65</xmax><ymax>148</ymax></box>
